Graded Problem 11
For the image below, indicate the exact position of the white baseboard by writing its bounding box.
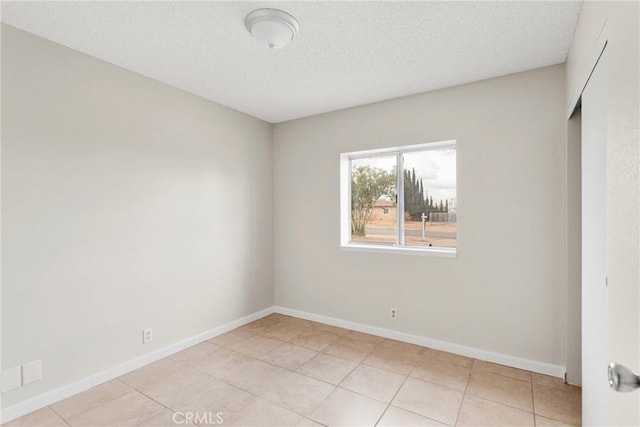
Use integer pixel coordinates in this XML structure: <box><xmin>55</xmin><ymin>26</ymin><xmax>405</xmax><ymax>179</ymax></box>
<box><xmin>0</xmin><ymin>306</ymin><xmax>274</xmax><ymax>424</ymax></box>
<box><xmin>3</xmin><ymin>304</ymin><xmax>566</xmax><ymax>423</ymax></box>
<box><xmin>274</xmin><ymin>306</ymin><xmax>565</xmax><ymax>378</ymax></box>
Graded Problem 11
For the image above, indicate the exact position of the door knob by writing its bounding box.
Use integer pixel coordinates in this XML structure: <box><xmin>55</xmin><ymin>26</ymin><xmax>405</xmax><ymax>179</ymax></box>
<box><xmin>608</xmin><ymin>363</ymin><xmax>640</xmax><ymax>392</ymax></box>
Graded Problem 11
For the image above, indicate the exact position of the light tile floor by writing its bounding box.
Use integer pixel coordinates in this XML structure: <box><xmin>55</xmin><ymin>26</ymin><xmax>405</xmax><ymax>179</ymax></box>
<box><xmin>6</xmin><ymin>314</ymin><xmax>581</xmax><ymax>426</ymax></box>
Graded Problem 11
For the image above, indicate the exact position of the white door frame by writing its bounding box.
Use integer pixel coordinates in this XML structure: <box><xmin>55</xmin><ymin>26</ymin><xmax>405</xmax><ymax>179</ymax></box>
<box><xmin>566</xmin><ymin>20</ymin><xmax>608</xmax><ymax>119</ymax></box>
<box><xmin>566</xmin><ymin>20</ymin><xmax>609</xmax><ymax>427</ymax></box>
<box><xmin>580</xmin><ymin>46</ymin><xmax>609</xmax><ymax>426</ymax></box>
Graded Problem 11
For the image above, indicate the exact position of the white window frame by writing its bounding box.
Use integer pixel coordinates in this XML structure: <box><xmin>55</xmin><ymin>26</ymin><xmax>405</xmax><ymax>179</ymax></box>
<box><xmin>382</xmin><ymin>207</ymin><xmax>390</xmax><ymax>215</ymax></box>
<box><xmin>340</xmin><ymin>140</ymin><xmax>457</xmax><ymax>258</ymax></box>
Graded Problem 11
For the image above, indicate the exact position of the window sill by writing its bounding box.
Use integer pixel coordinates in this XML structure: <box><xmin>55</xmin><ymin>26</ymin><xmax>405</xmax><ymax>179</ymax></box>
<box><xmin>340</xmin><ymin>243</ymin><xmax>457</xmax><ymax>258</ymax></box>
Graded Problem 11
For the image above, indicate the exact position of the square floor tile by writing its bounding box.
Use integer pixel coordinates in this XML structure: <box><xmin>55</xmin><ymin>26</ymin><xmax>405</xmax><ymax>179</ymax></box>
<box><xmin>296</xmin><ymin>417</ymin><xmax>325</xmax><ymax>427</ymax></box>
<box><xmin>392</xmin><ymin>377</ymin><xmax>463</xmax><ymax>425</ymax></box>
<box><xmin>290</xmin><ymin>329</ymin><xmax>341</xmax><ymax>351</ymax></box>
<box><xmin>532</xmin><ymin>375</ymin><xmax>581</xmax><ymax>426</ymax></box>
<box><xmin>309</xmin><ymin>387</ymin><xmax>387</xmax><ymax>427</ymax></box>
<box><xmin>231</xmin><ymin>335</ymin><xmax>284</xmax><ymax>358</ymax></box>
<box><xmin>377</xmin><ymin>406</ymin><xmax>447</xmax><ymax>426</ymax></box>
<box><xmin>230</xmin><ymin>398</ymin><xmax>304</xmax><ymax>426</ymax></box>
<box><xmin>472</xmin><ymin>360</ymin><xmax>532</xmax><ymax>382</ymax></box>
<box><xmin>466</xmin><ymin>371</ymin><xmax>533</xmax><ymax>412</ymax></box>
<box><xmin>221</xmin><ymin>359</ymin><xmax>290</xmax><ymax>396</ymax></box>
<box><xmin>297</xmin><ymin>353</ymin><xmax>358</xmax><ymax>385</ymax></box>
<box><xmin>65</xmin><ymin>391</ymin><xmax>166</xmax><ymax>426</ymax></box>
<box><xmin>130</xmin><ymin>365</ymin><xmax>212</xmax><ymax>406</ymax></box>
<box><xmin>457</xmin><ymin>395</ymin><xmax>534</xmax><ymax>426</ymax></box>
<box><xmin>342</xmin><ymin>330</ymin><xmax>385</xmax><ymax>344</ymax></box>
<box><xmin>5</xmin><ymin>407</ymin><xmax>68</xmax><ymax>427</ymax></box>
<box><xmin>534</xmin><ymin>415</ymin><xmax>576</xmax><ymax>426</ymax></box>
<box><xmin>340</xmin><ymin>364</ymin><xmax>406</xmax><ymax>403</ymax></box>
<box><xmin>261</xmin><ymin>371</ymin><xmax>335</xmax><ymax>415</ymax></box>
<box><xmin>532</xmin><ymin>373</ymin><xmax>564</xmax><ymax>387</ymax></box>
<box><xmin>51</xmin><ymin>379</ymin><xmax>132</xmax><ymax>420</ymax></box>
<box><xmin>364</xmin><ymin>345</ymin><xmax>422</xmax><ymax>375</ymax></box>
<box><xmin>410</xmin><ymin>358</ymin><xmax>470</xmax><ymax>391</ymax></box>
<box><xmin>259</xmin><ymin>322</ymin><xmax>312</xmax><ymax>342</ymax></box>
<box><xmin>137</xmin><ymin>409</ymin><xmax>184</xmax><ymax>427</ymax></box>
<box><xmin>378</xmin><ymin>339</ymin><xmax>426</xmax><ymax>355</ymax></box>
<box><xmin>156</xmin><ymin>375</ymin><xmax>255</xmax><ymax>425</ymax></box>
<box><xmin>209</xmin><ymin>328</ymin><xmax>255</xmax><ymax>347</ymax></box>
<box><xmin>308</xmin><ymin>322</ymin><xmax>350</xmax><ymax>336</ymax></box>
<box><xmin>281</xmin><ymin>316</ymin><xmax>316</xmax><ymax>329</ymax></box>
<box><xmin>238</xmin><ymin>316</ymin><xmax>281</xmax><ymax>334</ymax></box>
<box><xmin>323</xmin><ymin>337</ymin><xmax>376</xmax><ymax>362</ymax></box>
<box><xmin>420</xmin><ymin>347</ymin><xmax>474</xmax><ymax>368</ymax></box>
<box><xmin>189</xmin><ymin>347</ymin><xmax>254</xmax><ymax>379</ymax></box>
<box><xmin>171</xmin><ymin>341</ymin><xmax>221</xmax><ymax>363</ymax></box>
<box><xmin>260</xmin><ymin>343</ymin><xmax>317</xmax><ymax>370</ymax></box>
<box><xmin>119</xmin><ymin>357</ymin><xmax>184</xmax><ymax>390</ymax></box>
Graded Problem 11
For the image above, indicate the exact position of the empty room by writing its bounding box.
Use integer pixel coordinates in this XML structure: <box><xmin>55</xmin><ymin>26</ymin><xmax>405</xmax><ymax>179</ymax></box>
<box><xmin>1</xmin><ymin>1</ymin><xmax>639</xmax><ymax>426</ymax></box>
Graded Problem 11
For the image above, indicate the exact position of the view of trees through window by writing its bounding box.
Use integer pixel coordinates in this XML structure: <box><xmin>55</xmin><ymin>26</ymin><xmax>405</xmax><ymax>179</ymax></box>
<box><xmin>350</xmin><ymin>155</ymin><xmax>396</xmax><ymax>245</ymax></box>
<box><xmin>350</xmin><ymin>145</ymin><xmax>457</xmax><ymax>249</ymax></box>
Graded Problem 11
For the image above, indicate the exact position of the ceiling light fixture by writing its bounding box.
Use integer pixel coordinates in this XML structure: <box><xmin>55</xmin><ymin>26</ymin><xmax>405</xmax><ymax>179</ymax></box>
<box><xmin>244</xmin><ymin>8</ymin><xmax>299</xmax><ymax>50</ymax></box>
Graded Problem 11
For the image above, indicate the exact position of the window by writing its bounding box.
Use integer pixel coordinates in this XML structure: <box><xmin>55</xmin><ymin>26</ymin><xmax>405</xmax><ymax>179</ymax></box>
<box><xmin>340</xmin><ymin>140</ymin><xmax>457</xmax><ymax>257</ymax></box>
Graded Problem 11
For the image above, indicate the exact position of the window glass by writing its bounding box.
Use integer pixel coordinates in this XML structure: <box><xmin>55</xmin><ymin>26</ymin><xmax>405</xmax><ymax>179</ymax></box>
<box><xmin>402</xmin><ymin>148</ymin><xmax>457</xmax><ymax>248</ymax></box>
<box><xmin>350</xmin><ymin>155</ymin><xmax>397</xmax><ymax>245</ymax></box>
<box><xmin>341</xmin><ymin>141</ymin><xmax>456</xmax><ymax>255</ymax></box>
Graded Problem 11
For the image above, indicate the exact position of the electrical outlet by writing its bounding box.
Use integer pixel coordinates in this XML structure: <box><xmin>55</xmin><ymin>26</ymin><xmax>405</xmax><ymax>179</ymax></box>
<box><xmin>22</xmin><ymin>360</ymin><xmax>42</xmax><ymax>385</ymax></box>
<box><xmin>390</xmin><ymin>308</ymin><xmax>398</xmax><ymax>320</ymax></box>
<box><xmin>142</xmin><ymin>328</ymin><xmax>153</xmax><ymax>344</ymax></box>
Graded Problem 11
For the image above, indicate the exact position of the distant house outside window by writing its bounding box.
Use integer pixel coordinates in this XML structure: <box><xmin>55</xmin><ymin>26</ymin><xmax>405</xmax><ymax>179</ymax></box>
<box><xmin>340</xmin><ymin>140</ymin><xmax>457</xmax><ymax>257</ymax></box>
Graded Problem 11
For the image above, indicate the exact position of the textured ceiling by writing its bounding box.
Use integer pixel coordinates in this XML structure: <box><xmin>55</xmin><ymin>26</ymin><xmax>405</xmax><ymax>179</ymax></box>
<box><xmin>1</xmin><ymin>1</ymin><xmax>581</xmax><ymax>123</ymax></box>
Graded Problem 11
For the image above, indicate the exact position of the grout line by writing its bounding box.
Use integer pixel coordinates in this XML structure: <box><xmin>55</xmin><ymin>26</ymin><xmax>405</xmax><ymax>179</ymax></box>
<box><xmin>190</xmin><ymin>339</ymin><xmax>337</xmax><ymax>421</ymax></box>
<box><xmin>374</xmin><ymin>404</ymin><xmax>391</xmax><ymax>427</ymax></box>
<box><xmin>462</xmin><ymin>392</ymin><xmax>535</xmax><ymax>415</ymax></box>
<box><xmin>333</xmin><ymin>360</ymin><xmax>361</xmax><ymax>389</ymax></box>
<box><xmin>243</xmin><ymin>319</ymin><xmax>485</xmax><ymax>413</ymax></box>
<box><xmin>398</xmin><ymin>361</ymin><xmax>472</xmax><ymax>396</ymax></box>
<box><xmin>47</xmin><ymin>405</ymin><xmax>71</xmax><ymax>427</ymax></box>
<box><xmin>45</xmin><ymin>379</ymin><xmax>134</xmax><ymax>426</ymax></box>
<box><xmin>468</xmin><ymin>368</ymin><xmax>534</xmax><ymax>385</ymax></box>
<box><xmin>385</xmin><ymin>352</ymin><xmax>452</xmax><ymax>421</ymax></box>
<box><xmin>462</xmin><ymin>393</ymin><xmax>536</xmax><ymax>414</ymax></box>
<box><xmin>531</xmin><ymin>376</ymin><xmax>537</xmax><ymax>426</ymax></box>
<box><xmin>453</xmin><ymin>359</ymin><xmax>474</xmax><ymax>426</ymax></box>
<box><xmin>388</xmin><ymin>404</ymin><xmax>451</xmax><ymax>425</ymax></box>
<box><xmin>118</xmin><ymin>377</ymin><xmax>204</xmax><ymax>427</ymax></box>
<box><xmin>458</xmin><ymin>359</ymin><xmax>535</xmax><ymax>418</ymax></box>
<box><xmin>247</xmin><ymin>326</ymin><xmax>397</xmax><ymax>422</ymax></box>
<box><xmin>208</xmin><ymin>345</ymin><xmax>340</xmax><ymax>389</ymax></box>
<box><xmin>373</xmin><ymin>343</ymin><xmax>426</xmax><ymax>426</ymax></box>
<box><xmin>273</xmin><ymin>317</ymin><xmax>544</xmax><ymax>422</ymax></box>
<box><xmin>471</xmin><ymin>362</ymin><xmax>534</xmax><ymax>383</ymax></box>
<box><xmin>333</xmin><ymin>338</ymin><xmax>380</xmax><ymax>388</ymax></box>
<box><xmin>375</xmin><ymin>374</ymin><xmax>411</xmax><ymax>426</ymax></box>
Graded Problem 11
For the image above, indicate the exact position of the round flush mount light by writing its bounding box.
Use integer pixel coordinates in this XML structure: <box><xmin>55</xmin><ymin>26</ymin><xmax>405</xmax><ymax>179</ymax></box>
<box><xmin>244</xmin><ymin>8</ymin><xmax>299</xmax><ymax>49</ymax></box>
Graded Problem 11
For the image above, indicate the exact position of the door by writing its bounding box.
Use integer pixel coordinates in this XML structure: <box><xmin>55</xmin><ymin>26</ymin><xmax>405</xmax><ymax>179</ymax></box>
<box><xmin>581</xmin><ymin>47</ymin><xmax>608</xmax><ymax>426</ymax></box>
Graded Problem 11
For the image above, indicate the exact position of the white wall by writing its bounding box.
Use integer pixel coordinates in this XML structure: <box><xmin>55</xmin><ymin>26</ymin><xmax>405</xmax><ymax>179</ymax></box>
<box><xmin>273</xmin><ymin>65</ymin><xmax>567</xmax><ymax>368</ymax></box>
<box><xmin>1</xmin><ymin>24</ymin><xmax>273</xmax><ymax>408</ymax></box>
<box><xmin>565</xmin><ymin>2</ymin><xmax>640</xmax><ymax>425</ymax></box>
